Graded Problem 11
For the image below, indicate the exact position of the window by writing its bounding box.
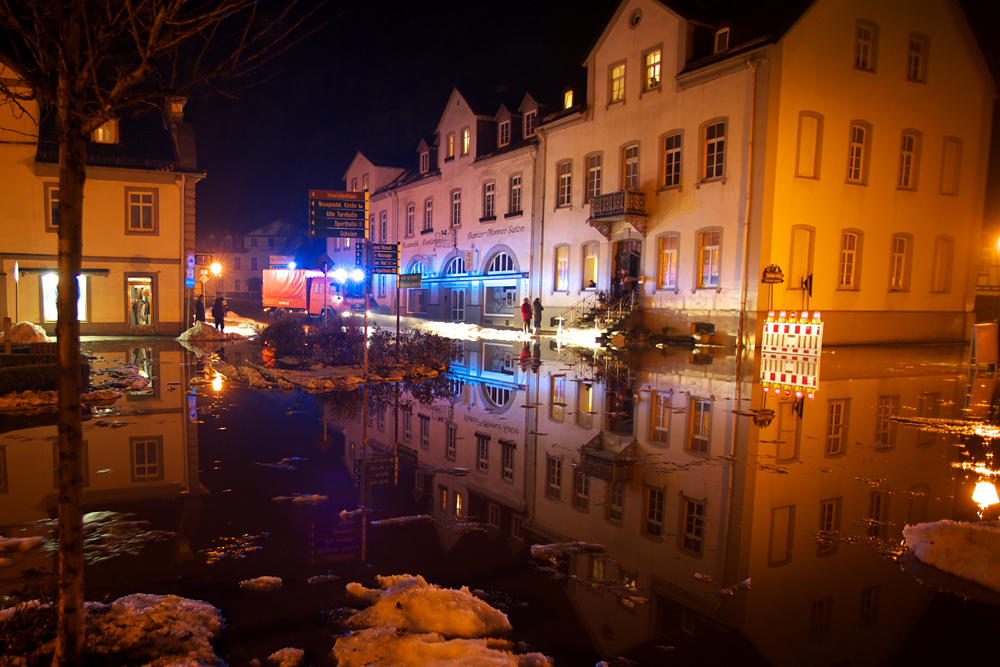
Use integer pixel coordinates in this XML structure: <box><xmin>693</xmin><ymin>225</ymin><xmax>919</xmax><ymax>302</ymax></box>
<box><xmin>499</xmin><ymin>120</ymin><xmax>511</xmax><ymax>147</ymax></box>
<box><xmin>796</xmin><ymin>112</ymin><xmax>823</xmax><ymax>179</ymax></box>
<box><xmin>847</xmin><ymin>121</ymin><xmax>873</xmax><ymax>185</ymax></box>
<box><xmin>45</xmin><ymin>183</ymin><xmax>59</xmax><ymax>230</ymax></box>
<box><xmin>447</xmin><ymin>133</ymin><xmax>455</xmax><ymax>159</ymax></box>
<box><xmin>234</xmin><ymin>279</ymin><xmax>242</xmax><ymax>292</ymax></box>
<box><xmin>658</xmin><ymin>235</ymin><xmax>679</xmax><ymax>289</ymax></box>
<box><xmin>476</xmin><ymin>433</ymin><xmax>489</xmax><ymax>472</ymax></box>
<box><xmin>512</xmin><ymin>514</ymin><xmax>524</xmax><ymax>539</ymax></box>
<box><xmin>931</xmin><ymin>237</ymin><xmax>954</xmax><ymax>293</ymax></box>
<box><xmin>859</xmin><ymin>587</ymin><xmax>881</xmax><ymax>627</ymax></box>
<box><xmin>662</xmin><ymin>133</ymin><xmax>682</xmax><ymax>187</ymax></box>
<box><xmin>557</xmin><ymin>161</ymin><xmax>572</xmax><ymax>207</ymax></box>
<box><xmin>818</xmin><ymin>498</ymin><xmax>841</xmax><ymax>555</ymax></box>
<box><xmin>714</xmin><ymin>27</ymin><xmax>729</xmax><ymax>52</ymax></box>
<box><xmin>234</xmin><ymin>257</ymin><xmax>241</xmax><ymax>270</ymax></box>
<box><xmin>907</xmin><ymin>34</ymin><xmax>928</xmax><ymax>83</ymax></box>
<box><xmin>502</xmin><ymin>441</ymin><xmax>515</xmax><ymax>482</ymax></box>
<box><xmin>524</xmin><ymin>110</ymin><xmax>537</xmax><ymax>137</ymax></box>
<box><xmin>483</xmin><ymin>181</ymin><xmax>495</xmax><ymax>220</ymax></box>
<box><xmin>697</xmin><ymin>230</ymin><xmax>720</xmax><ymax>288</ymax></box>
<box><xmin>875</xmin><ymin>396</ymin><xmax>899</xmax><ymax>448</ymax></box>
<box><xmin>379</xmin><ymin>210</ymin><xmax>387</xmax><ymax>240</ymax></box>
<box><xmin>251</xmin><ymin>237</ymin><xmax>258</xmax><ymax>247</ymax></box>
<box><xmin>573</xmin><ymin>470</ymin><xmax>590</xmax><ymax>510</ymax></box>
<box><xmin>682</xmin><ymin>498</ymin><xmax>705</xmax><ymax>554</ymax></box>
<box><xmin>688</xmin><ymin>398</ymin><xmax>711</xmax><ymax>454</ymax></box>
<box><xmin>898</xmin><ymin>131</ymin><xmax>920</xmax><ymax>189</ymax></box>
<box><xmin>643</xmin><ymin>48</ymin><xmax>661</xmax><ymax>92</ymax></box>
<box><xmin>607</xmin><ymin>481</ymin><xmax>625</xmax><ymax>523</ymax></box>
<box><xmin>546</xmin><ymin>456</ymin><xmax>562</xmax><ymax>500</ymax></box>
<box><xmin>825</xmin><ymin>399</ymin><xmax>848</xmax><ymax>456</ymax></box>
<box><xmin>550</xmin><ymin>375</ymin><xmax>566</xmax><ymax>420</ymax></box>
<box><xmin>423</xmin><ymin>199</ymin><xmax>433</xmax><ymax>232</ymax></box>
<box><xmin>508</xmin><ymin>175</ymin><xmax>522</xmax><ymax>214</ymax></box>
<box><xmin>703</xmin><ymin>122</ymin><xmax>725</xmax><ymax>180</ymax></box>
<box><xmin>451</xmin><ymin>190</ymin><xmax>462</xmax><ymax>227</ymax></box>
<box><xmin>402</xmin><ymin>411</ymin><xmax>412</xmax><ymax>440</ymax></box>
<box><xmin>363</xmin><ymin>174</ymin><xmax>369</xmax><ymax>191</ymax></box>
<box><xmin>126</xmin><ymin>189</ymin><xmax>157</xmax><ymax>233</ymax></box>
<box><xmin>839</xmin><ymin>231</ymin><xmax>862</xmax><ymax>289</ymax></box>
<box><xmin>267</xmin><ymin>237</ymin><xmax>274</xmax><ymax>247</ymax></box>
<box><xmin>609</xmin><ymin>61</ymin><xmax>626</xmax><ymax>104</ymax></box>
<box><xmin>576</xmin><ymin>382</ymin><xmax>594</xmax><ymax>429</ymax></box>
<box><xmin>649</xmin><ymin>392</ymin><xmax>670</xmax><ymax>444</ymax></box>
<box><xmin>419</xmin><ymin>414</ymin><xmax>430</xmax><ymax>449</ymax></box>
<box><xmin>768</xmin><ymin>505</ymin><xmax>795</xmax><ymax>566</ymax></box>
<box><xmin>585</xmin><ymin>154</ymin><xmax>602</xmax><ymax>203</ymax></box>
<box><xmin>420</xmin><ymin>151</ymin><xmax>429</xmax><ymax>173</ymax></box>
<box><xmin>462</xmin><ymin>128</ymin><xmax>470</xmax><ymax>155</ymax></box>
<box><xmin>867</xmin><ymin>492</ymin><xmax>888</xmax><ymax>538</ymax></box>
<box><xmin>855</xmin><ymin>20</ymin><xmax>878</xmax><ymax>71</ymax></box>
<box><xmin>487</xmin><ymin>252</ymin><xmax>514</xmax><ymax>273</ymax></box>
<box><xmin>406</xmin><ymin>203</ymin><xmax>415</xmax><ymax>237</ymax></box>
<box><xmin>591</xmin><ymin>556</ymin><xmax>605</xmax><ymax>582</ymax></box>
<box><xmin>889</xmin><ymin>234</ymin><xmax>912</xmax><ymax>291</ymax></box>
<box><xmin>444</xmin><ymin>423</ymin><xmax>456</xmax><ymax>460</ymax></box>
<box><xmin>623</xmin><ymin>144</ymin><xmax>639</xmax><ymax>191</ymax></box>
<box><xmin>809</xmin><ymin>599</ymin><xmax>833</xmax><ymax>641</ymax></box>
<box><xmin>564</xmin><ymin>90</ymin><xmax>573</xmax><ymax>109</ymax></box>
<box><xmin>92</xmin><ymin>119</ymin><xmax>118</xmax><ymax>144</ymax></box>
<box><xmin>439</xmin><ymin>486</ymin><xmax>448</xmax><ymax>511</ymax></box>
<box><xmin>582</xmin><ymin>243</ymin><xmax>598</xmax><ymax>288</ymax></box>
<box><xmin>644</xmin><ymin>486</ymin><xmax>664</xmax><ymax>537</ymax></box>
<box><xmin>941</xmin><ymin>136</ymin><xmax>962</xmax><ymax>195</ymax></box>
<box><xmin>445</xmin><ymin>256</ymin><xmax>465</xmax><ymax>275</ymax></box>
<box><xmin>131</xmin><ymin>436</ymin><xmax>163</xmax><ymax>481</ymax></box>
<box><xmin>351</xmin><ymin>177</ymin><xmax>358</xmax><ymax>192</ymax></box>
<box><xmin>554</xmin><ymin>246</ymin><xmax>569</xmax><ymax>291</ymax></box>
<box><xmin>251</xmin><ymin>257</ymin><xmax>258</xmax><ymax>271</ymax></box>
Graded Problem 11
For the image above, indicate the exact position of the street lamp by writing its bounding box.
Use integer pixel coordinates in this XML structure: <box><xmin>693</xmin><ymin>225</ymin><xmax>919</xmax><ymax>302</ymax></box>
<box><xmin>210</xmin><ymin>261</ymin><xmax>222</xmax><ymax>296</ymax></box>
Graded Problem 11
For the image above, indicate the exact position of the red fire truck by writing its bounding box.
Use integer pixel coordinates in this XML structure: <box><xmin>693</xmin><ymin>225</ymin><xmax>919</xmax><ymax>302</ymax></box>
<box><xmin>262</xmin><ymin>269</ymin><xmax>368</xmax><ymax>319</ymax></box>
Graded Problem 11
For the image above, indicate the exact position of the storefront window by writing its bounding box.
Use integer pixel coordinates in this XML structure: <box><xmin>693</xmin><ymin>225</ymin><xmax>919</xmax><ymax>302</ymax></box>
<box><xmin>42</xmin><ymin>273</ymin><xmax>87</xmax><ymax>322</ymax></box>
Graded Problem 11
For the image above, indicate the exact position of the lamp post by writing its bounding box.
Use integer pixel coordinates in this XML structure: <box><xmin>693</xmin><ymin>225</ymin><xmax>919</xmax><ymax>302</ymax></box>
<box><xmin>210</xmin><ymin>261</ymin><xmax>222</xmax><ymax>297</ymax></box>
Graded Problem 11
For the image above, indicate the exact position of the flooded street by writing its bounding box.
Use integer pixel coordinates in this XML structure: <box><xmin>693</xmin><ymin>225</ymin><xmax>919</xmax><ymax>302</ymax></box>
<box><xmin>2</xmin><ymin>335</ymin><xmax>1000</xmax><ymax>666</ymax></box>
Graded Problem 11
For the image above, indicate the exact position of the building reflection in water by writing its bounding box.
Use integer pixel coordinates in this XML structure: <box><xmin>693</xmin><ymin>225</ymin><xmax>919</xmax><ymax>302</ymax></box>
<box><xmin>340</xmin><ymin>338</ymin><xmax>977</xmax><ymax>665</ymax></box>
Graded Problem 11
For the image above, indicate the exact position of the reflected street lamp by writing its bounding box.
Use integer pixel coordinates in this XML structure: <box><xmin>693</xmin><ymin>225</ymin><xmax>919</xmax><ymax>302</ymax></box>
<box><xmin>210</xmin><ymin>261</ymin><xmax>222</xmax><ymax>296</ymax></box>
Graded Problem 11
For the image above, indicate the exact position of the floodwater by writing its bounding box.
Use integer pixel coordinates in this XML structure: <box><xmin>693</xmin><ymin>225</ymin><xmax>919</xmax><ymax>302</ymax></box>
<box><xmin>2</xmin><ymin>335</ymin><xmax>1000</xmax><ymax>666</ymax></box>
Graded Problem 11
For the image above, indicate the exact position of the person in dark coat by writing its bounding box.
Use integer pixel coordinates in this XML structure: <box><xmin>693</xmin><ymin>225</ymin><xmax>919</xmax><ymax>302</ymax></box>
<box><xmin>520</xmin><ymin>298</ymin><xmax>532</xmax><ymax>334</ymax></box>
<box><xmin>532</xmin><ymin>298</ymin><xmax>544</xmax><ymax>335</ymax></box>
<box><xmin>211</xmin><ymin>295</ymin><xmax>226</xmax><ymax>331</ymax></box>
<box><xmin>194</xmin><ymin>295</ymin><xmax>206</xmax><ymax>324</ymax></box>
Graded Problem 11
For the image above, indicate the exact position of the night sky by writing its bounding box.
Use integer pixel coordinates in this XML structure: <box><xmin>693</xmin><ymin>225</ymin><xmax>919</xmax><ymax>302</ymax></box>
<box><xmin>184</xmin><ymin>0</ymin><xmax>1000</xmax><ymax>239</ymax></box>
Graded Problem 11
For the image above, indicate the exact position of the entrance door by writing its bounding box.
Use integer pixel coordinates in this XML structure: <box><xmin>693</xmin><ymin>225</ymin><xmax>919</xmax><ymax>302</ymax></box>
<box><xmin>451</xmin><ymin>289</ymin><xmax>466</xmax><ymax>322</ymax></box>
<box><xmin>612</xmin><ymin>240</ymin><xmax>641</xmax><ymax>300</ymax></box>
<box><xmin>127</xmin><ymin>276</ymin><xmax>155</xmax><ymax>332</ymax></box>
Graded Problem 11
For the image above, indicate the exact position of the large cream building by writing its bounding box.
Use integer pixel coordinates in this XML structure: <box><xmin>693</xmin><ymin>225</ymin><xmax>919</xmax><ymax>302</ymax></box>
<box><xmin>338</xmin><ymin>0</ymin><xmax>993</xmax><ymax>345</ymax></box>
<box><xmin>0</xmin><ymin>63</ymin><xmax>201</xmax><ymax>336</ymax></box>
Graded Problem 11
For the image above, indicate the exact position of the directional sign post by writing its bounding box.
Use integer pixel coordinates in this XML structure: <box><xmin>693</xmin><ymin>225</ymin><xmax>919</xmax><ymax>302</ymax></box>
<box><xmin>370</xmin><ymin>243</ymin><xmax>399</xmax><ymax>275</ymax></box>
<box><xmin>308</xmin><ymin>190</ymin><xmax>368</xmax><ymax>239</ymax></box>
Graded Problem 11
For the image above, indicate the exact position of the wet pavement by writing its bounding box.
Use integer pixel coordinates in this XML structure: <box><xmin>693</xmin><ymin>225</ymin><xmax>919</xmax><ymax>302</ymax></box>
<box><xmin>2</xmin><ymin>335</ymin><xmax>1000</xmax><ymax>666</ymax></box>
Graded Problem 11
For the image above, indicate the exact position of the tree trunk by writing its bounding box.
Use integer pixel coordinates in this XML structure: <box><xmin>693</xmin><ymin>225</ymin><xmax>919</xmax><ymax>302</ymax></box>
<box><xmin>52</xmin><ymin>62</ymin><xmax>87</xmax><ymax>667</ymax></box>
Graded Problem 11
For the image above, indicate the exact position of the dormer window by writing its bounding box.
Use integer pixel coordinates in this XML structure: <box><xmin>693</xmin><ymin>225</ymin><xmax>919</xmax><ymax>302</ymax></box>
<box><xmin>499</xmin><ymin>120</ymin><xmax>511</xmax><ymax>147</ymax></box>
<box><xmin>564</xmin><ymin>90</ymin><xmax>573</xmax><ymax>109</ymax></box>
<box><xmin>714</xmin><ymin>28</ymin><xmax>729</xmax><ymax>53</ymax></box>
<box><xmin>462</xmin><ymin>129</ymin><xmax>470</xmax><ymax>156</ymax></box>
<box><xmin>92</xmin><ymin>119</ymin><xmax>118</xmax><ymax>144</ymax></box>
<box><xmin>524</xmin><ymin>110</ymin><xmax>537</xmax><ymax>137</ymax></box>
<box><xmin>420</xmin><ymin>151</ymin><xmax>429</xmax><ymax>173</ymax></box>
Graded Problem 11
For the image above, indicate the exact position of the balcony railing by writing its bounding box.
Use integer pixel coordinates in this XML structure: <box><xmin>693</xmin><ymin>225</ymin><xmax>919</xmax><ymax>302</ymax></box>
<box><xmin>589</xmin><ymin>190</ymin><xmax>646</xmax><ymax>220</ymax></box>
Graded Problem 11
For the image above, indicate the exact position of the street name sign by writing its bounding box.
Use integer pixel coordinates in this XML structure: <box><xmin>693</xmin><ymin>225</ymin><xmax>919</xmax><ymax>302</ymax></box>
<box><xmin>308</xmin><ymin>189</ymin><xmax>368</xmax><ymax>239</ymax></box>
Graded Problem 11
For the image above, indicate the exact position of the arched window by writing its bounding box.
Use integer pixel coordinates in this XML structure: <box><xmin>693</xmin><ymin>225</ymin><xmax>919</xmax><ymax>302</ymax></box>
<box><xmin>411</xmin><ymin>260</ymin><xmax>425</xmax><ymax>275</ymax></box>
<box><xmin>445</xmin><ymin>256</ymin><xmax>466</xmax><ymax>275</ymax></box>
<box><xmin>487</xmin><ymin>252</ymin><xmax>514</xmax><ymax>273</ymax></box>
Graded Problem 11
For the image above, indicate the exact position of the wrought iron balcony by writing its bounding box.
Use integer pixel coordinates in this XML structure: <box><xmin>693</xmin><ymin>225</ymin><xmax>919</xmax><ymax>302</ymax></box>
<box><xmin>588</xmin><ymin>190</ymin><xmax>648</xmax><ymax>238</ymax></box>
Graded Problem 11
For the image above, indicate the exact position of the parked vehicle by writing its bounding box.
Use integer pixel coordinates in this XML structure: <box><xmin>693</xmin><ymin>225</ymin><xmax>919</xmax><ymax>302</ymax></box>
<box><xmin>262</xmin><ymin>269</ymin><xmax>370</xmax><ymax>320</ymax></box>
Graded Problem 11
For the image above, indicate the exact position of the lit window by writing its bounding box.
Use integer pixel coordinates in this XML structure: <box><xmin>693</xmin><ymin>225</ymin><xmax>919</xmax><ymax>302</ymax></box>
<box><xmin>682</xmin><ymin>498</ymin><xmax>705</xmax><ymax>553</ymax></box>
<box><xmin>524</xmin><ymin>110</ymin><xmax>537</xmax><ymax>137</ymax></box>
<box><xmin>855</xmin><ymin>21</ymin><xmax>878</xmax><ymax>71</ymax></box>
<box><xmin>42</xmin><ymin>273</ymin><xmax>87</xmax><ymax>323</ymax></box>
<box><xmin>576</xmin><ymin>382</ymin><xmax>594</xmax><ymax>429</ymax></box>
<box><xmin>898</xmin><ymin>132</ymin><xmax>920</xmax><ymax>189</ymax></box>
<box><xmin>663</xmin><ymin>134</ymin><xmax>682</xmax><ymax>187</ymax></box>
<box><xmin>658</xmin><ymin>235</ymin><xmax>678</xmax><ymax>289</ymax></box>
<box><xmin>405</xmin><ymin>203</ymin><xmax>415</xmax><ymax>237</ymax></box>
<box><xmin>557</xmin><ymin>161</ymin><xmax>572</xmax><ymax>207</ymax></box>
<box><xmin>447</xmin><ymin>133</ymin><xmax>455</xmax><ymax>158</ymax></box>
<box><xmin>582</xmin><ymin>243</ymin><xmax>598</xmax><ymax>288</ymax></box>
<box><xmin>623</xmin><ymin>144</ymin><xmax>639</xmax><ymax>191</ymax></box>
<box><xmin>351</xmin><ymin>178</ymin><xmax>358</xmax><ymax>192</ymax></box>
<box><xmin>688</xmin><ymin>397</ymin><xmax>711</xmax><ymax>453</ymax></box>
<box><xmin>714</xmin><ymin>28</ymin><xmax>729</xmax><ymax>52</ymax></box>
<box><xmin>554</xmin><ymin>246</ymin><xmax>569</xmax><ymax>291</ymax></box>
<box><xmin>550</xmin><ymin>375</ymin><xmax>566</xmax><ymax>420</ymax></box>
<box><xmin>451</xmin><ymin>191</ymin><xmax>461</xmax><ymax>227</ymax></box>
<box><xmin>839</xmin><ymin>231</ymin><xmax>861</xmax><ymax>289</ymax></box>
<box><xmin>126</xmin><ymin>189</ymin><xmax>157</xmax><ymax>233</ymax></box>
<box><xmin>445</xmin><ymin>256</ymin><xmax>465</xmax><ymax>275</ymax></box>
<box><xmin>462</xmin><ymin>128</ymin><xmax>470</xmax><ymax>155</ymax></box>
<box><xmin>564</xmin><ymin>90</ymin><xmax>573</xmax><ymax>109</ymax></box>
<box><xmin>645</xmin><ymin>487</ymin><xmax>664</xmax><ymax>537</ymax></box>
<box><xmin>697</xmin><ymin>230</ymin><xmax>720</xmax><ymax>288</ymax></box>
<box><xmin>644</xmin><ymin>48</ymin><xmax>661</xmax><ymax>92</ymax></box>
<box><xmin>420</xmin><ymin>152</ymin><xmax>429</xmax><ymax>173</ymax></box>
<box><xmin>825</xmin><ymin>400</ymin><xmax>848</xmax><ymax>456</ymax></box>
<box><xmin>586</xmin><ymin>154</ymin><xmax>602</xmax><ymax>203</ymax></box>
<box><xmin>847</xmin><ymin>123</ymin><xmax>870</xmax><ymax>184</ymax></box>
<box><xmin>423</xmin><ymin>199</ymin><xmax>433</xmax><ymax>232</ymax></box>
<box><xmin>907</xmin><ymin>34</ymin><xmax>928</xmax><ymax>83</ymax></box>
<box><xmin>487</xmin><ymin>252</ymin><xmax>514</xmax><ymax>273</ymax></box>
<box><xmin>609</xmin><ymin>62</ymin><xmax>626</xmax><ymax>104</ymax></box>
<box><xmin>483</xmin><ymin>181</ymin><xmax>495</xmax><ymax>219</ymax></box>
<box><xmin>704</xmin><ymin>122</ymin><xmax>725</xmax><ymax>180</ymax></box>
<box><xmin>508</xmin><ymin>175</ymin><xmax>522</xmax><ymax>214</ymax></box>
<box><xmin>546</xmin><ymin>456</ymin><xmax>562</xmax><ymax>500</ymax></box>
<box><xmin>499</xmin><ymin>120</ymin><xmax>510</xmax><ymax>147</ymax></box>
<box><xmin>363</xmin><ymin>174</ymin><xmax>369</xmax><ymax>191</ymax></box>
<box><xmin>92</xmin><ymin>119</ymin><xmax>118</xmax><ymax>144</ymax></box>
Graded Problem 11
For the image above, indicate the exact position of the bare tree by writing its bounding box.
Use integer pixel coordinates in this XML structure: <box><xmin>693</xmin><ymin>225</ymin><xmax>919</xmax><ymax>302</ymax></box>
<box><xmin>0</xmin><ymin>2</ymin><xmax>325</xmax><ymax>665</ymax></box>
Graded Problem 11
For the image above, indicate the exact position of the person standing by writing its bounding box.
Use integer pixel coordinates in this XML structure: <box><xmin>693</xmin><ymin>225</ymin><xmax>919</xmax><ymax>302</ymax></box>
<box><xmin>194</xmin><ymin>294</ymin><xmax>206</xmax><ymax>324</ymax></box>
<box><xmin>520</xmin><ymin>297</ymin><xmax>532</xmax><ymax>334</ymax></box>
<box><xmin>532</xmin><ymin>297</ymin><xmax>544</xmax><ymax>335</ymax></box>
<box><xmin>212</xmin><ymin>295</ymin><xmax>226</xmax><ymax>332</ymax></box>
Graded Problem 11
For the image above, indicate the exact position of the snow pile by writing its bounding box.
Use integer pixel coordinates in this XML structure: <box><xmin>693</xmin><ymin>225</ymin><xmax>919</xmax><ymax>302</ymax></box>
<box><xmin>7</xmin><ymin>321</ymin><xmax>49</xmax><ymax>344</ymax></box>
<box><xmin>903</xmin><ymin>520</ymin><xmax>1000</xmax><ymax>593</ymax></box>
<box><xmin>421</xmin><ymin>321</ymin><xmax>524</xmax><ymax>342</ymax></box>
<box><xmin>0</xmin><ymin>535</ymin><xmax>46</xmax><ymax>553</ymax></box>
<box><xmin>272</xmin><ymin>494</ymin><xmax>327</xmax><ymax>504</ymax></box>
<box><xmin>332</xmin><ymin>574</ymin><xmax>551</xmax><ymax>666</ymax></box>
<box><xmin>240</xmin><ymin>576</ymin><xmax>283</xmax><ymax>591</ymax></box>
<box><xmin>177</xmin><ymin>321</ymin><xmax>245</xmax><ymax>341</ymax></box>
<box><xmin>268</xmin><ymin>647</ymin><xmax>305</xmax><ymax>667</ymax></box>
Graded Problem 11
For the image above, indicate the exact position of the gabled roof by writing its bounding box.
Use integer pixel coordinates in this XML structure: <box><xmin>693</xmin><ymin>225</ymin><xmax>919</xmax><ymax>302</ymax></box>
<box><xmin>246</xmin><ymin>220</ymin><xmax>300</xmax><ymax>237</ymax></box>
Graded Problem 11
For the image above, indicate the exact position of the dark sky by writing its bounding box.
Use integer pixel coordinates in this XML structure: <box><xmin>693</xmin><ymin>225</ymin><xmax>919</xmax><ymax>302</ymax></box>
<box><xmin>185</xmin><ymin>0</ymin><xmax>1000</xmax><ymax>239</ymax></box>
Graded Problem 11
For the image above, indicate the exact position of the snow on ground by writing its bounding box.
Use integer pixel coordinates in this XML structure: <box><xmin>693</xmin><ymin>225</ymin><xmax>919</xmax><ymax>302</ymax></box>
<box><xmin>177</xmin><ymin>320</ymin><xmax>248</xmax><ymax>342</ymax></box>
<box><xmin>0</xmin><ymin>387</ymin><xmax>125</xmax><ymax>412</ymax></box>
<box><xmin>332</xmin><ymin>574</ymin><xmax>551</xmax><ymax>667</ymax></box>
<box><xmin>239</xmin><ymin>576</ymin><xmax>284</xmax><ymax>591</ymax></box>
<box><xmin>268</xmin><ymin>647</ymin><xmax>305</xmax><ymax>667</ymax></box>
<box><xmin>5</xmin><ymin>320</ymin><xmax>49</xmax><ymax>344</ymax></box>
<box><xmin>903</xmin><ymin>520</ymin><xmax>1000</xmax><ymax>593</ymax></box>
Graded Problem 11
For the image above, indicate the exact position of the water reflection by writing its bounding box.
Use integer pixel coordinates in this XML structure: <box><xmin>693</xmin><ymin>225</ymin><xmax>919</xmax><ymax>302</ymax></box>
<box><xmin>0</xmin><ymin>338</ymin><xmax>997</xmax><ymax>665</ymax></box>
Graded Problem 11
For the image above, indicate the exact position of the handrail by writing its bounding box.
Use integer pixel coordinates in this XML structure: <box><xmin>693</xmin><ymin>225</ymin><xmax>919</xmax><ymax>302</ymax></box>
<box><xmin>556</xmin><ymin>290</ymin><xmax>642</xmax><ymax>330</ymax></box>
<box><xmin>554</xmin><ymin>291</ymin><xmax>603</xmax><ymax>329</ymax></box>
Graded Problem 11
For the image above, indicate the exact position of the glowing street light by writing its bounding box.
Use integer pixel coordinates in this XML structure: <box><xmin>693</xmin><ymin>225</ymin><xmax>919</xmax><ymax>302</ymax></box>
<box><xmin>973</xmin><ymin>480</ymin><xmax>999</xmax><ymax>519</ymax></box>
<box><xmin>210</xmin><ymin>261</ymin><xmax>222</xmax><ymax>296</ymax></box>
